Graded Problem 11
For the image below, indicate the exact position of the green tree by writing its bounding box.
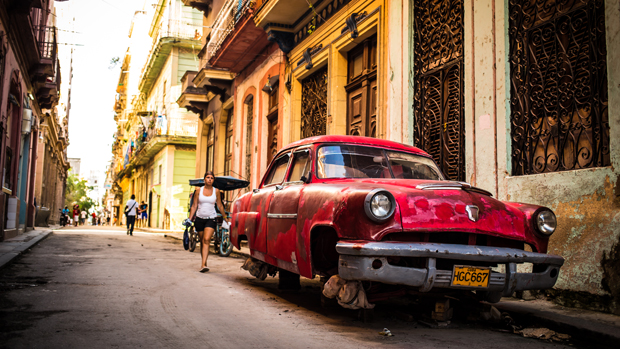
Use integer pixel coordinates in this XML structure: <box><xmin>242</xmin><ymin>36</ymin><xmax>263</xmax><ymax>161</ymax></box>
<box><xmin>65</xmin><ymin>172</ymin><xmax>96</xmax><ymax>212</ymax></box>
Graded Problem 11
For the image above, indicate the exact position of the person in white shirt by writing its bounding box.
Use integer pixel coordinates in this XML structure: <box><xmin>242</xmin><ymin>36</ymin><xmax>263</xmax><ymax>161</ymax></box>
<box><xmin>188</xmin><ymin>171</ymin><xmax>229</xmax><ymax>273</ymax></box>
<box><xmin>124</xmin><ymin>194</ymin><xmax>138</xmax><ymax>236</ymax></box>
<box><xmin>80</xmin><ymin>210</ymin><xmax>87</xmax><ymax>225</ymax></box>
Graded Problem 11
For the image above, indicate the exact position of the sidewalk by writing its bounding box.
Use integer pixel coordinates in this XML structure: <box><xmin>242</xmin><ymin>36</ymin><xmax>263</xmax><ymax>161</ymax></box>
<box><xmin>494</xmin><ymin>298</ymin><xmax>620</xmax><ymax>345</ymax></box>
<box><xmin>0</xmin><ymin>228</ymin><xmax>52</xmax><ymax>269</ymax></box>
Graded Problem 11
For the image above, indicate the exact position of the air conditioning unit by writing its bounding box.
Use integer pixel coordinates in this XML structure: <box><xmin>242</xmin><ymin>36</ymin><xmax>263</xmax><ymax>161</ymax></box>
<box><xmin>22</xmin><ymin>109</ymin><xmax>33</xmax><ymax>135</ymax></box>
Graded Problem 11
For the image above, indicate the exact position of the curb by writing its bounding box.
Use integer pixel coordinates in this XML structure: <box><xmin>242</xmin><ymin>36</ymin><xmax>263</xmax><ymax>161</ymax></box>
<box><xmin>494</xmin><ymin>301</ymin><xmax>619</xmax><ymax>347</ymax></box>
<box><xmin>0</xmin><ymin>230</ymin><xmax>52</xmax><ymax>270</ymax></box>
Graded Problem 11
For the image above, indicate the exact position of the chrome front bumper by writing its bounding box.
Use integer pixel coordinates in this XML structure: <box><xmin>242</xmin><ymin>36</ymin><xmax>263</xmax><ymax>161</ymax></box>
<box><xmin>336</xmin><ymin>241</ymin><xmax>564</xmax><ymax>295</ymax></box>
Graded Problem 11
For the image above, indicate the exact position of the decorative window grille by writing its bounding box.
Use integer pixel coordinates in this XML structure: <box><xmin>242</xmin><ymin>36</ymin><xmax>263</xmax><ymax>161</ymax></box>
<box><xmin>224</xmin><ymin>108</ymin><xmax>234</xmax><ymax>176</ymax></box>
<box><xmin>245</xmin><ymin>98</ymin><xmax>253</xmax><ymax>183</ymax></box>
<box><xmin>301</xmin><ymin>67</ymin><xmax>328</xmax><ymax>139</ymax></box>
<box><xmin>413</xmin><ymin>0</ymin><xmax>465</xmax><ymax>181</ymax></box>
<box><xmin>509</xmin><ymin>0</ymin><xmax>609</xmax><ymax>175</ymax></box>
<box><xmin>206</xmin><ymin>125</ymin><xmax>214</xmax><ymax>171</ymax></box>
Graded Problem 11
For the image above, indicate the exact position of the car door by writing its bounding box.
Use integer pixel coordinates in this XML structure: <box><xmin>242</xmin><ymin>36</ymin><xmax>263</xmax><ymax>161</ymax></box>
<box><xmin>247</xmin><ymin>152</ymin><xmax>291</xmax><ymax>255</ymax></box>
<box><xmin>267</xmin><ymin>148</ymin><xmax>312</xmax><ymax>273</ymax></box>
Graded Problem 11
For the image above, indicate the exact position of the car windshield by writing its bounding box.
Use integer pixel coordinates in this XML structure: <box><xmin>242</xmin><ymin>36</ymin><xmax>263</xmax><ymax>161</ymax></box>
<box><xmin>316</xmin><ymin>145</ymin><xmax>443</xmax><ymax>180</ymax></box>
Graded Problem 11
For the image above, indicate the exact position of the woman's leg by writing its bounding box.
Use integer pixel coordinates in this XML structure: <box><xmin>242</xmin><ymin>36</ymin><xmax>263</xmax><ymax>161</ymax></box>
<box><xmin>200</xmin><ymin>227</ymin><xmax>215</xmax><ymax>269</ymax></box>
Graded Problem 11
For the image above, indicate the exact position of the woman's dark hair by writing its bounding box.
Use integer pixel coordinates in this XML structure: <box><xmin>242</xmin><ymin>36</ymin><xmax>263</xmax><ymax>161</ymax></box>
<box><xmin>204</xmin><ymin>171</ymin><xmax>215</xmax><ymax>178</ymax></box>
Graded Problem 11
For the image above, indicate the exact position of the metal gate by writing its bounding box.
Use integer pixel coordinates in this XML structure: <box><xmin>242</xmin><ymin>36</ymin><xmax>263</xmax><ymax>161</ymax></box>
<box><xmin>413</xmin><ymin>0</ymin><xmax>465</xmax><ymax>181</ymax></box>
<box><xmin>301</xmin><ymin>66</ymin><xmax>328</xmax><ymax>139</ymax></box>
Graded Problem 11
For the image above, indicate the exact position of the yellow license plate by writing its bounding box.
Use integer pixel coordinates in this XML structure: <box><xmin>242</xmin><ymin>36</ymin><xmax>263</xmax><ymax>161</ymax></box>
<box><xmin>451</xmin><ymin>266</ymin><xmax>491</xmax><ymax>288</ymax></box>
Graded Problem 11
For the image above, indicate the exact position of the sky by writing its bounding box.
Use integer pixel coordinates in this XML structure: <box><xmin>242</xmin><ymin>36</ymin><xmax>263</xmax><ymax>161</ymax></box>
<box><xmin>55</xmin><ymin>0</ymin><xmax>150</xmax><ymax>181</ymax></box>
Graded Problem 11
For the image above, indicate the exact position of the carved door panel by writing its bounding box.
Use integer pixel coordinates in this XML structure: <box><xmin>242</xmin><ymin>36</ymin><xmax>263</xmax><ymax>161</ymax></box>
<box><xmin>413</xmin><ymin>0</ymin><xmax>465</xmax><ymax>181</ymax></box>
<box><xmin>346</xmin><ymin>86</ymin><xmax>366</xmax><ymax>136</ymax></box>
<box><xmin>368</xmin><ymin>79</ymin><xmax>377</xmax><ymax>137</ymax></box>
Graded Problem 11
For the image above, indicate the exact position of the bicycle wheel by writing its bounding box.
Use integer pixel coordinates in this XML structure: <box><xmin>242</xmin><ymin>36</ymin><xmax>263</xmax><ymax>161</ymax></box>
<box><xmin>219</xmin><ymin>230</ymin><xmax>233</xmax><ymax>257</ymax></box>
<box><xmin>188</xmin><ymin>227</ymin><xmax>197</xmax><ymax>252</ymax></box>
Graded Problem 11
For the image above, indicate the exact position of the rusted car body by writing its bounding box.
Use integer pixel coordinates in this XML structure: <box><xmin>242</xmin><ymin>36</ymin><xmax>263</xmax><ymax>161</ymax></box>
<box><xmin>230</xmin><ymin>135</ymin><xmax>563</xmax><ymax>301</ymax></box>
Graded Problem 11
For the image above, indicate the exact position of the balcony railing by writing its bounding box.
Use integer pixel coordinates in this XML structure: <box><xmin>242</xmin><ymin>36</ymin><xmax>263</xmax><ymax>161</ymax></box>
<box><xmin>205</xmin><ymin>0</ymin><xmax>254</xmax><ymax>63</ymax></box>
<box><xmin>156</xmin><ymin>19</ymin><xmax>203</xmax><ymax>43</ymax></box>
<box><xmin>36</xmin><ymin>26</ymin><xmax>57</xmax><ymax>60</ymax></box>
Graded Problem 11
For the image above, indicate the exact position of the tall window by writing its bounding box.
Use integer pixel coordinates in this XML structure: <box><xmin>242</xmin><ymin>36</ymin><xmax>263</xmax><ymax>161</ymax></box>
<box><xmin>347</xmin><ymin>35</ymin><xmax>377</xmax><ymax>137</ymax></box>
<box><xmin>224</xmin><ymin>107</ymin><xmax>234</xmax><ymax>176</ymax></box>
<box><xmin>301</xmin><ymin>66</ymin><xmax>327</xmax><ymax>139</ymax></box>
<box><xmin>206</xmin><ymin>125</ymin><xmax>214</xmax><ymax>171</ymax></box>
<box><xmin>413</xmin><ymin>0</ymin><xmax>465</xmax><ymax>181</ymax></box>
<box><xmin>267</xmin><ymin>84</ymin><xmax>279</xmax><ymax>164</ymax></box>
<box><xmin>245</xmin><ymin>97</ymin><xmax>254</xmax><ymax>183</ymax></box>
<box><xmin>509</xmin><ymin>0</ymin><xmax>609</xmax><ymax>175</ymax></box>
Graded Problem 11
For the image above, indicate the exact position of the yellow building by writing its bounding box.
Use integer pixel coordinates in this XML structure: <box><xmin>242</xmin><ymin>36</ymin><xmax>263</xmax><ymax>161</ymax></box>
<box><xmin>109</xmin><ymin>0</ymin><xmax>203</xmax><ymax>229</ymax></box>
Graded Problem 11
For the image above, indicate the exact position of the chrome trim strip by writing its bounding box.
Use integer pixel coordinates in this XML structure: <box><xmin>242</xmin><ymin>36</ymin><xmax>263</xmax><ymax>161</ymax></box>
<box><xmin>415</xmin><ymin>182</ymin><xmax>493</xmax><ymax>197</ymax></box>
<box><xmin>267</xmin><ymin>213</ymin><xmax>298</xmax><ymax>219</ymax></box>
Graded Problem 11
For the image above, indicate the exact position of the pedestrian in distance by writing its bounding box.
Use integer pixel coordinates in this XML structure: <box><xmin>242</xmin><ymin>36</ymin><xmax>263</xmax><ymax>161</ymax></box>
<box><xmin>72</xmin><ymin>204</ymin><xmax>80</xmax><ymax>227</ymax></box>
<box><xmin>80</xmin><ymin>209</ymin><xmax>87</xmax><ymax>226</ymax></box>
<box><xmin>139</xmin><ymin>201</ymin><xmax>148</xmax><ymax>227</ymax></box>
<box><xmin>125</xmin><ymin>194</ymin><xmax>138</xmax><ymax>236</ymax></box>
<box><xmin>188</xmin><ymin>171</ymin><xmax>229</xmax><ymax>273</ymax></box>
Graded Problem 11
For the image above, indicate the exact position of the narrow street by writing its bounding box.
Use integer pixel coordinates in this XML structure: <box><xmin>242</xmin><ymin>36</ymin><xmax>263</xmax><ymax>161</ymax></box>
<box><xmin>0</xmin><ymin>226</ymin><xmax>573</xmax><ymax>349</ymax></box>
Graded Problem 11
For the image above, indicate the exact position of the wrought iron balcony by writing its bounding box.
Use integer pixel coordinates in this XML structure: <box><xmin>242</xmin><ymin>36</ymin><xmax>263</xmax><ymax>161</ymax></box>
<box><xmin>204</xmin><ymin>0</ymin><xmax>269</xmax><ymax>73</ymax></box>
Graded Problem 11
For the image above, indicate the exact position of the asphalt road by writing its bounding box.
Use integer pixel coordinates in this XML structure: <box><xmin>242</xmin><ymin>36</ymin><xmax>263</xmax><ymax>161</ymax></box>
<box><xmin>0</xmin><ymin>227</ymin><xmax>571</xmax><ymax>348</ymax></box>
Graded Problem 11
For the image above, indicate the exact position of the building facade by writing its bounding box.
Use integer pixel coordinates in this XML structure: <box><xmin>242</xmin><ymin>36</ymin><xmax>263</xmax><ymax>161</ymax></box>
<box><xmin>179</xmin><ymin>0</ymin><xmax>620</xmax><ymax>313</ymax></box>
<box><xmin>108</xmin><ymin>0</ymin><xmax>203</xmax><ymax>229</ymax></box>
<box><xmin>0</xmin><ymin>0</ymin><xmax>68</xmax><ymax>239</ymax></box>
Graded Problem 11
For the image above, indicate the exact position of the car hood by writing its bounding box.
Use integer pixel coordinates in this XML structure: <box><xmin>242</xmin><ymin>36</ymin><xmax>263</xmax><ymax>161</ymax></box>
<box><xmin>344</xmin><ymin>179</ymin><xmax>528</xmax><ymax>241</ymax></box>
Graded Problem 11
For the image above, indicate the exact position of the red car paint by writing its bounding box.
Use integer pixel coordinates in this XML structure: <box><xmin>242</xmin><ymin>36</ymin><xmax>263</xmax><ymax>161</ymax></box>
<box><xmin>230</xmin><ymin>136</ymin><xmax>552</xmax><ymax>279</ymax></box>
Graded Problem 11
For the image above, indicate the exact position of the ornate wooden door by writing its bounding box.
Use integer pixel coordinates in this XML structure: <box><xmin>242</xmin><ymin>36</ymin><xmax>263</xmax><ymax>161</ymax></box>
<box><xmin>346</xmin><ymin>35</ymin><xmax>377</xmax><ymax>137</ymax></box>
<box><xmin>413</xmin><ymin>0</ymin><xmax>465</xmax><ymax>181</ymax></box>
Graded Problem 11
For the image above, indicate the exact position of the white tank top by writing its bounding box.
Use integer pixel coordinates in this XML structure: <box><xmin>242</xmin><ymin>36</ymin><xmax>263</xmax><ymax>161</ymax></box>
<box><xmin>196</xmin><ymin>187</ymin><xmax>217</xmax><ymax>219</ymax></box>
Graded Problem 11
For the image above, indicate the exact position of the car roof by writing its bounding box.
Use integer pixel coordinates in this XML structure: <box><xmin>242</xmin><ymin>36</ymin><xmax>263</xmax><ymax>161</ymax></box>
<box><xmin>279</xmin><ymin>135</ymin><xmax>430</xmax><ymax>156</ymax></box>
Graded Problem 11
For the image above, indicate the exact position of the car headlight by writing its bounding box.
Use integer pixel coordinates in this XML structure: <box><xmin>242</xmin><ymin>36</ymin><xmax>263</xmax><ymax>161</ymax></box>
<box><xmin>364</xmin><ymin>189</ymin><xmax>396</xmax><ymax>223</ymax></box>
<box><xmin>535</xmin><ymin>210</ymin><xmax>557</xmax><ymax>236</ymax></box>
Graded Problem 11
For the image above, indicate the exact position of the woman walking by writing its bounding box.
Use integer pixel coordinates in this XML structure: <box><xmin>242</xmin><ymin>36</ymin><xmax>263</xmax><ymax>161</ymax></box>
<box><xmin>189</xmin><ymin>171</ymin><xmax>229</xmax><ymax>273</ymax></box>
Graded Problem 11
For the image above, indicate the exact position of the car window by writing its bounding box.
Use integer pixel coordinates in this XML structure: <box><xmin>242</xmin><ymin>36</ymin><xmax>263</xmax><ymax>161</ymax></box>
<box><xmin>386</xmin><ymin>151</ymin><xmax>443</xmax><ymax>180</ymax></box>
<box><xmin>287</xmin><ymin>151</ymin><xmax>311</xmax><ymax>182</ymax></box>
<box><xmin>263</xmin><ymin>154</ymin><xmax>290</xmax><ymax>186</ymax></box>
<box><xmin>317</xmin><ymin>145</ymin><xmax>390</xmax><ymax>178</ymax></box>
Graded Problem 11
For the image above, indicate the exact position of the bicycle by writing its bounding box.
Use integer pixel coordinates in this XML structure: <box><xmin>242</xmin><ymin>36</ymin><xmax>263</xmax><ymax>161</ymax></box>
<box><xmin>183</xmin><ymin>213</ymin><xmax>232</xmax><ymax>256</ymax></box>
<box><xmin>212</xmin><ymin>212</ymin><xmax>233</xmax><ymax>257</ymax></box>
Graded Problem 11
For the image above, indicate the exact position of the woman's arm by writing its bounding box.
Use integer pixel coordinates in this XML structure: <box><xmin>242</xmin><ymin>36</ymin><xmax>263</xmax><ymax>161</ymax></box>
<box><xmin>188</xmin><ymin>189</ymin><xmax>199</xmax><ymax>220</ymax></box>
<box><xmin>215</xmin><ymin>189</ymin><xmax>228</xmax><ymax>224</ymax></box>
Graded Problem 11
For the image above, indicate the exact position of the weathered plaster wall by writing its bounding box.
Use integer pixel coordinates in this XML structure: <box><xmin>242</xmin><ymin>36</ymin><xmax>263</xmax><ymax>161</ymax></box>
<box><xmin>385</xmin><ymin>0</ymin><xmax>413</xmax><ymax>144</ymax></box>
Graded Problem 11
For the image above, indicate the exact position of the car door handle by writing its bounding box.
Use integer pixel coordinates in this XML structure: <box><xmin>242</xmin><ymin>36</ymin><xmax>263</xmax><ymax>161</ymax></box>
<box><xmin>275</xmin><ymin>185</ymin><xmax>283</xmax><ymax>191</ymax></box>
<box><xmin>253</xmin><ymin>189</ymin><xmax>260</xmax><ymax>194</ymax></box>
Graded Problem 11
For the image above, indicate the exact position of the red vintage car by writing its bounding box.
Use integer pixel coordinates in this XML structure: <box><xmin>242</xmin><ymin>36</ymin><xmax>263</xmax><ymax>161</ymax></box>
<box><xmin>230</xmin><ymin>135</ymin><xmax>563</xmax><ymax>303</ymax></box>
